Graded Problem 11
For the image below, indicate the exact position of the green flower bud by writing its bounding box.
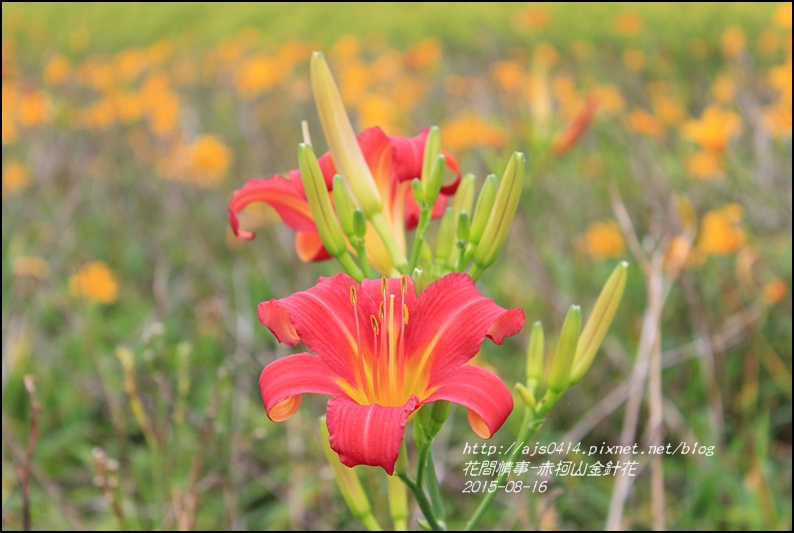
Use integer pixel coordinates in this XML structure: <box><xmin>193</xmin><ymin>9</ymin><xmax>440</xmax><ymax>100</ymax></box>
<box><xmin>452</xmin><ymin>173</ymin><xmax>476</xmax><ymax>216</ymax></box>
<box><xmin>424</xmin><ymin>154</ymin><xmax>447</xmax><ymax>207</ymax></box>
<box><xmin>421</xmin><ymin>126</ymin><xmax>441</xmax><ymax>187</ymax></box>
<box><xmin>319</xmin><ymin>417</ymin><xmax>380</xmax><ymax>528</ymax></box>
<box><xmin>352</xmin><ymin>208</ymin><xmax>367</xmax><ymax>240</ymax></box>
<box><xmin>526</xmin><ymin>321</ymin><xmax>544</xmax><ymax>393</ymax></box>
<box><xmin>333</xmin><ymin>175</ymin><xmax>357</xmax><ymax>238</ymax></box>
<box><xmin>310</xmin><ymin>52</ymin><xmax>382</xmax><ymax>218</ymax></box>
<box><xmin>411</xmin><ymin>177</ymin><xmax>425</xmax><ymax>205</ymax></box>
<box><xmin>570</xmin><ymin>261</ymin><xmax>629</xmax><ymax>384</ymax></box>
<box><xmin>473</xmin><ymin>152</ymin><xmax>526</xmax><ymax>271</ymax></box>
<box><xmin>457</xmin><ymin>211</ymin><xmax>471</xmax><ymax>243</ymax></box>
<box><xmin>547</xmin><ymin>305</ymin><xmax>581</xmax><ymax>395</ymax></box>
<box><xmin>435</xmin><ymin>207</ymin><xmax>456</xmax><ymax>262</ymax></box>
<box><xmin>469</xmin><ymin>174</ymin><xmax>498</xmax><ymax>246</ymax></box>
<box><xmin>299</xmin><ymin>143</ymin><xmax>347</xmax><ymax>257</ymax></box>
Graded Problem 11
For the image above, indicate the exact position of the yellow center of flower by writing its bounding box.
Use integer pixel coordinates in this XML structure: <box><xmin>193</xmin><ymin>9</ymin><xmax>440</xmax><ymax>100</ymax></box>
<box><xmin>339</xmin><ymin>275</ymin><xmax>425</xmax><ymax>407</ymax></box>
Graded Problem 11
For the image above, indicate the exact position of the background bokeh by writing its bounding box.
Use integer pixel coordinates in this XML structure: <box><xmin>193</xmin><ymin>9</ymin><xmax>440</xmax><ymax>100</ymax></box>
<box><xmin>2</xmin><ymin>2</ymin><xmax>791</xmax><ymax>530</ymax></box>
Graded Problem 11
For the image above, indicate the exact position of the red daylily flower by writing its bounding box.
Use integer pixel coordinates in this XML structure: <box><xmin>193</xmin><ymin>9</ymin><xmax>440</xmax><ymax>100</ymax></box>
<box><xmin>229</xmin><ymin>127</ymin><xmax>460</xmax><ymax>272</ymax></box>
<box><xmin>258</xmin><ymin>272</ymin><xmax>525</xmax><ymax>474</ymax></box>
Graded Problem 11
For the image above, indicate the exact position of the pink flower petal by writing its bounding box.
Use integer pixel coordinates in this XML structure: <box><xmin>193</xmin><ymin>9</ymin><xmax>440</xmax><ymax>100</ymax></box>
<box><xmin>424</xmin><ymin>365</ymin><xmax>513</xmax><ymax>439</ymax></box>
<box><xmin>326</xmin><ymin>395</ymin><xmax>419</xmax><ymax>475</ymax></box>
<box><xmin>405</xmin><ymin>273</ymin><xmax>525</xmax><ymax>379</ymax></box>
<box><xmin>259</xmin><ymin>353</ymin><xmax>342</xmax><ymax>422</ymax></box>
<box><xmin>257</xmin><ymin>274</ymin><xmax>376</xmax><ymax>386</ymax></box>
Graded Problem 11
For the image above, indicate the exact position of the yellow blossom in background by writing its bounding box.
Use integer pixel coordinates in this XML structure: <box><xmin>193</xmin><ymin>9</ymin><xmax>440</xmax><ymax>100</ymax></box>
<box><xmin>492</xmin><ymin>60</ymin><xmax>525</xmax><ymax>94</ymax></box>
<box><xmin>333</xmin><ymin>35</ymin><xmax>361</xmax><ymax>62</ymax></box>
<box><xmin>711</xmin><ymin>73</ymin><xmax>737</xmax><ymax>104</ymax></box>
<box><xmin>664</xmin><ymin>235</ymin><xmax>697</xmax><ymax>272</ymax></box>
<box><xmin>763</xmin><ymin>279</ymin><xmax>789</xmax><ymax>305</ymax></box>
<box><xmin>188</xmin><ymin>135</ymin><xmax>232</xmax><ymax>186</ymax></box>
<box><xmin>764</xmin><ymin>101</ymin><xmax>792</xmax><ymax>137</ymax></box>
<box><xmin>697</xmin><ymin>205</ymin><xmax>746</xmax><ymax>255</ymax></box>
<box><xmin>69</xmin><ymin>262</ymin><xmax>119</xmax><ymax>304</ymax></box>
<box><xmin>236</xmin><ymin>54</ymin><xmax>281</xmax><ymax>98</ymax></box>
<box><xmin>629</xmin><ymin>108</ymin><xmax>665</xmax><ymax>138</ymax></box>
<box><xmin>2</xmin><ymin>111</ymin><xmax>16</xmax><ymax>144</ymax></box>
<box><xmin>115</xmin><ymin>49</ymin><xmax>148</xmax><ymax>83</ymax></box>
<box><xmin>593</xmin><ymin>85</ymin><xmax>625</xmax><ymax>115</ymax></box>
<box><xmin>757</xmin><ymin>30</ymin><xmax>781</xmax><ymax>55</ymax></box>
<box><xmin>515</xmin><ymin>6</ymin><xmax>550</xmax><ymax>31</ymax></box>
<box><xmin>682</xmin><ymin>105</ymin><xmax>741</xmax><ymax>153</ymax></box>
<box><xmin>774</xmin><ymin>2</ymin><xmax>792</xmax><ymax>29</ymax></box>
<box><xmin>686</xmin><ymin>151</ymin><xmax>725</xmax><ymax>181</ymax></box>
<box><xmin>18</xmin><ymin>91</ymin><xmax>51</xmax><ymax>127</ymax></box>
<box><xmin>357</xmin><ymin>94</ymin><xmax>398</xmax><ymax>132</ymax></box>
<box><xmin>575</xmin><ymin>220</ymin><xmax>626</xmax><ymax>260</ymax></box>
<box><xmin>339</xmin><ymin>61</ymin><xmax>370</xmax><ymax>105</ymax></box>
<box><xmin>534</xmin><ymin>43</ymin><xmax>560</xmax><ymax>68</ymax></box>
<box><xmin>12</xmin><ymin>256</ymin><xmax>50</xmax><ymax>280</ymax></box>
<box><xmin>441</xmin><ymin>113</ymin><xmax>506</xmax><ymax>152</ymax></box>
<box><xmin>44</xmin><ymin>54</ymin><xmax>71</xmax><ymax>85</ymax></box>
<box><xmin>2</xmin><ymin>159</ymin><xmax>30</xmax><ymax>197</ymax></box>
<box><xmin>622</xmin><ymin>48</ymin><xmax>646</xmax><ymax>72</ymax></box>
<box><xmin>404</xmin><ymin>38</ymin><xmax>442</xmax><ymax>70</ymax></box>
<box><xmin>616</xmin><ymin>12</ymin><xmax>644</xmax><ymax>37</ymax></box>
<box><xmin>721</xmin><ymin>26</ymin><xmax>746</xmax><ymax>58</ymax></box>
<box><xmin>652</xmin><ymin>93</ymin><xmax>686</xmax><ymax>126</ymax></box>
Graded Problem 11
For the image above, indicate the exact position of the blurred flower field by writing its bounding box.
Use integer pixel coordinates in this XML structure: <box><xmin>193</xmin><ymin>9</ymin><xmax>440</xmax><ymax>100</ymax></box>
<box><xmin>2</xmin><ymin>2</ymin><xmax>791</xmax><ymax>530</ymax></box>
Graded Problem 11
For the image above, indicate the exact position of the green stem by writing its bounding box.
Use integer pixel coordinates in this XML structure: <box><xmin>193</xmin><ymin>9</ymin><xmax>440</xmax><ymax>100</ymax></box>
<box><xmin>336</xmin><ymin>251</ymin><xmax>364</xmax><ymax>282</ymax></box>
<box><xmin>468</xmin><ymin>262</ymin><xmax>484</xmax><ymax>282</ymax></box>
<box><xmin>464</xmin><ymin>408</ymin><xmax>542</xmax><ymax>531</ymax></box>
<box><xmin>397</xmin><ymin>473</ymin><xmax>445</xmax><ymax>531</ymax></box>
<box><xmin>353</xmin><ymin>242</ymin><xmax>373</xmax><ymax>279</ymax></box>
<box><xmin>425</xmin><ymin>453</ymin><xmax>446</xmax><ymax>523</ymax></box>
<box><xmin>370</xmin><ymin>213</ymin><xmax>409</xmax><ymax>274</ymax></box>
<box><xmin>409</xmin><ymin>207</ymin><xmax>433</xmax><ymax>272</ymax></box>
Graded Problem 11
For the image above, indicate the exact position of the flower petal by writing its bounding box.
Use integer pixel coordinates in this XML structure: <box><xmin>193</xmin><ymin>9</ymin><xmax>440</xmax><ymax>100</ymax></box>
<box><xmin>295</xmin><ymin>231</ymin><xmax>331</xmax><ymax>262</ymax></box>
<box><xmin>326</xmin><ymin>395</ymin><xmax>419</xmax><ymax>475</ymax></box>
<box><xmin>257</xmin><ymin>274</ymin><xmax>376</xmax><ymax>386</ymax></box>
<box><xmin>405</xmin><ymin>273</ymin><xmax>525</xmax><ymax>381</ymax></box>
<box><xmin>229</xmin><ymin>175</ymin><xmax>316</xmax><ymax>240</ymax></box>
<box><xmin>260</xmin><ymin>353</ymin><xmax>342</xmax><ymax>422</ymax></box>
<box><xmin>424</xmin><ymin>365</ymin><xmax>513</xmax><ymax>439</ymax></box>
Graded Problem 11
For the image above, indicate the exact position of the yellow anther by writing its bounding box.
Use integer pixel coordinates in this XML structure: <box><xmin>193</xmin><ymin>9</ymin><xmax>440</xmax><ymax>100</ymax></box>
<box><xmin>381</xmin><ymin>275</ymin><xmax>388</xmax><ymax>297</ymax></box>
<box><xmin>349</xmin><ymin>285</ymin><xmax>357</xmax><ymax>307</ymax></box>
<box><xmin>370</xmin><ymin>315</ymin><xmax>380</xmax><ymax>335</ymax></box>
<box><xmin>378</xmin><ymin>301</ymin><xmax>385</xmax><ymax>322</ymax></box>
<box><xmin>400</xmin><ymin>274</ymin><xmax>408</xmax><ymax>296</ymax></box>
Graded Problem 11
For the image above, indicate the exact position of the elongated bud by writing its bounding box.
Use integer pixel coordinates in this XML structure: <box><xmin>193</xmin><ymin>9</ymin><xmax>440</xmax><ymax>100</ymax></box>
<box><xmin>352</xmin><ymin>208</ymin><xmax>367</xmax><ymax>240</ymax></box>
<box><xmin>421</xmin><ymin>126</ymin><xmax>441</xmax><ymax>186</ymax></box>
<box><xmin>469</xmin><ymin>174</ymin><xmax>498</xmax><ymax>245</ymax></box>
<box><xmin>310</xmin><ymin>52</ymin><xmax>382</xmax><ymax>217</ymax></box>
<box><xmin>547</xmin><ymin>305</ymin><xmax>581</xmax><ymax>394</ymax></box>
<box><xmin>525</xmin><ymin>321</ymin><xmax>544</xmax><ymax>392</ymax></box>
<box><xmin>452</xmin><ymin>173</ymin><xmax>476</xmax><ymax>216</ymax></box>
<box><xmin>411</xmin><ymin>177</ymin><xmax>425</xmax><ymax>205</ymax></box>
<box><xmin>435</xmin><ymin>207</ymin><xmax>456</xmax><ymax>262</ymax></box>
<box><xmin>412</xmin><ymin>268</ymin><xmax>430</xmax><ymax>295</ymax></box>
<box><xmin>333</xmin><ymin>175</ymin><xmax>357</xmax><ymax>238</ymax></box>
<box><xmin>299</xmin><ymin>144</ymin><xmax>347</xmax><ymax>257</ymax></box>
<box><xmin>473</xmin><ymin>153</ymin><xmax>526</xmax><ymax>270</ymax></box>
<box><xmin>570</xmin><ymin>261</ymin><xmax>628</xmax><ymax>384</ymax></box>
<box><xmin>427</xmin><ymin>400</ymin><xmax>451</xmax><ymax>438</ymax></box>
<box><xmin>515</xmin><ymin>382</ymin><xmax>536</xmax><ymax>409</ymax></box>
<box><xmin>388</xmin><ymin>452</ymin><xmax>408</xmax><ymax>530</ymax></box>
<box><xmin>424</xmin><ymin>154</ymin><xmax>447</xmax><ymax>207</ymax></box>
<box><xmin>457</xmin><ymin>211</ymin><xmax>471</xmax><ymax>243</ymax></box>
<box><xmin>320</xmin><ymin>417</ymin><xmax>381</xmax><ymax>528</ymax></box>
